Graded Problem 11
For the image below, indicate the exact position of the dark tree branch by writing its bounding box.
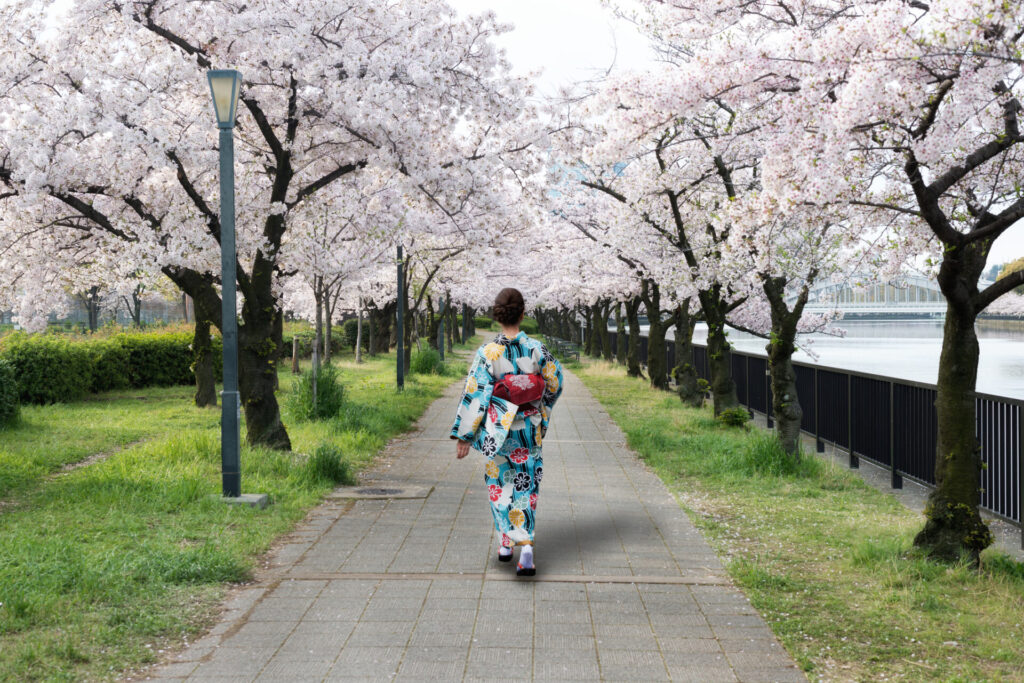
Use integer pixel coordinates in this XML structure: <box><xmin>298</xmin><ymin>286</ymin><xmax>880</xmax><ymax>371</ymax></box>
<box><xmin>977</xmin><ymin>269</ymin><xmax>1024</xmax><ymax>312</ymax></box>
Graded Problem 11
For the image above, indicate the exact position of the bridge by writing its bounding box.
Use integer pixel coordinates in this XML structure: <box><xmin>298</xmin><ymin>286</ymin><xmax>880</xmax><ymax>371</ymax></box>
<box><xmin>790</xmin><ymin>274</ymin><xmax>996</xmax><ymax>317</ymax></box>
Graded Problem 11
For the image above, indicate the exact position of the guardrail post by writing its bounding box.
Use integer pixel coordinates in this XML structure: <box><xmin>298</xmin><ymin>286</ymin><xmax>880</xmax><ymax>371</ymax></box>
<box><xmin>848</xmin><ymin>375</ymin><xmax>858</xmax><ymax>468</ymax></box>
<box><xmin>745</xmin><ymin>354</ymin><xmax>750</xmax><ymax>412</ymax></box>
<box><xmin>890</xmin><ymin>381</ymin><xmax>902</xmax><ymax>489</ymax></box>
<box><xmin>815</xmin><ymin>367</ymin><xmax>824</xmax><ymax>453</ymax></box>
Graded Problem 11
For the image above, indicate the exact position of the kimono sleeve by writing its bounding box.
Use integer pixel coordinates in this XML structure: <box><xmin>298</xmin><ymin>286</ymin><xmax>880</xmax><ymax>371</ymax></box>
<box><xmin>539</xmin><ymin>345</ymin><xmax>564</xmax><ymax>414</ymax></box>
<box><xmin>450</xmin><ymin>349</ymin><xmax>495</xmax><ymax>442</ymax></box>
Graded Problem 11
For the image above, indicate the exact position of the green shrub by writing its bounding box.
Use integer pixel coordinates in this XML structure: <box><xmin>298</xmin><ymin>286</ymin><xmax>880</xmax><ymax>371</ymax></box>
<box><xmin>0</xmin><ymin>334</ymin><xmax>93</xmax><ymax>404</ymax></box>
<box><xmin>342</xmin><ymin>318</ymin><xmax>368</xmax><ymax>352</ymax></box>
<box><xmin>520</xmin><ymin>317</ymin><xmax>539</xmax><ymax>334</ymax></box>
<box><xmin>87</xmin><ymin>338</ymin><xmax>131</xmax><ymax>393</ymax></box>
<box><xmin>0</xmin><ymin>359</ymin><xmax>20</xmax><ymax>427</ymax></box>
<box><xmin>118</xmin><ymin>333</ymin><xmax>194</xmax><ymax>387</ymax></box>
<box><xmin>410</xmin><ymin>348</ymin><xmax>444</xmax><ymax>375</ymax></box>
<box><xmin>302</xmin><ymin>444</ymin><xmax>356</xmax><ymax>485</ymax></box>
<box><xmin>716</xmin><ymin>406</ymin><xmax>751</xmax><ymax>427</ymax></box>
<box><xmin>283</xmin><ymin>330</ymin><xmax>347</xmax><ymax>358</ymax></box>
<box><xmin>473</xmin><ymin>315</ymin><xmax>492</xmax><ymax>330</ymax></box>
<box><xmin>0</xmin><ymin>330</ymin><xmax>223</xmax><ymax>404</ymax></box>
<box><xmin>286</xmin><ymin>363</ymin><xmax>345</xmax><ymax>420</ymax></box>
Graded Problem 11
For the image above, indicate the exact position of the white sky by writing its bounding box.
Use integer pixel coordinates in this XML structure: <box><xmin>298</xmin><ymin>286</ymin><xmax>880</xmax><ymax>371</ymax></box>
<box><xmin>446</xmin><ymin>0</ymin><xmax>1024</xmax><ymax>270</ymax></box>
<box><xmin>445</xmin><ymin>0</ymin><xmax>658</xmax><ymax>96</ymax></box>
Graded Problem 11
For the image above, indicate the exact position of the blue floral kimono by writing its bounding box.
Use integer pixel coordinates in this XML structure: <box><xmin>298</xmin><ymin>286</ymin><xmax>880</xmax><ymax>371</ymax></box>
<box><xmin>451</xmin><ymin>331</ymin><xmax>563</xmax><ymax>547</ymax></box>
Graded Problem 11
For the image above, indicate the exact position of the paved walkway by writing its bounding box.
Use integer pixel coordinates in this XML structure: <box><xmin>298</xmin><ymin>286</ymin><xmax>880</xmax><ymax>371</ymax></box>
<box><xmin>150</xmin><ymin>371</ymin><xmax>804</xmax><ymax>682</ymax></box>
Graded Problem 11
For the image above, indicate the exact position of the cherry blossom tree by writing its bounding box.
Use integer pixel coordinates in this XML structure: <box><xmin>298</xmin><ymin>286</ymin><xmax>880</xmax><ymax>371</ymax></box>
<box><xmin>550</xmin><ymin>71</ymin><xmax>758</xmax><ymax>409</ymax></box>
<box><xmin>625</xmin><ymin>0</ymin><xmax>1024</xmax><ymax>560</ymax></box>
<box><xmin>0</xmin><ymin>0</ymin><xmax>537</xmax><ymax>449</ymax></box>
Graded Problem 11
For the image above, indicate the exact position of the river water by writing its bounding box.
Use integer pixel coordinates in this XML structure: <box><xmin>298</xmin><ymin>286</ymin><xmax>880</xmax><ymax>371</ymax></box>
<box><xmin>657</xmin><ymin>320</ymin><xmax>1024</xmax><ymax>400</ymax></box>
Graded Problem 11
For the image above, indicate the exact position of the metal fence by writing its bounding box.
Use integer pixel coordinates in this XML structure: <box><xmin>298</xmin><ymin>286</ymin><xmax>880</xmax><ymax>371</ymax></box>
<box><xmin>607</xmin><ymin>330</ymin><xmax>1023</xmax><ymax>531</ymax></box>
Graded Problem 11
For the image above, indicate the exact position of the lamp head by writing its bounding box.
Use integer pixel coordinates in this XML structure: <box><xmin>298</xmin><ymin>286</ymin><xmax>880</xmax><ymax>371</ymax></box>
<box><xmin>206</xmin><ymin>70</ymin><xmax>242</xmax><ymax>128</ymax></box>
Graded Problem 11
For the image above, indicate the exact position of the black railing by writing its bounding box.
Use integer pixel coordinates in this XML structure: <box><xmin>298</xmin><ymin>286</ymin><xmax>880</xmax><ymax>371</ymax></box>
<box><xmin>606</xmin><ymin>330</ymin><xmax>1023</xmax><ymax>531</ymax></box>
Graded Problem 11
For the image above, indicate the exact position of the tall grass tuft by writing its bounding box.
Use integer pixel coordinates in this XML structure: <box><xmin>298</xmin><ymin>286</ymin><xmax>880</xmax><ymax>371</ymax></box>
<box><xmin>410</xmin><ymin>349</ymin><xmax>465</xmax><ymax>377</ymax></box>
<box><xmin>286</xmin><ymin>363</ymin><xmax>344</xmax><ymax>420</ymax></box>
<box><xmin>410</xmin><ymin>348</ymin><xmax>443</xmax><ymax>374</ymax></box>
<box><xmin>302</xmin><ymin>444</ymin><xmax>356</xmax><ymax>486</ymax></box>
<box><xmin>740</xmin><ymin>433</ymin><xmax>823</xmax><ymax>478</ymax></box>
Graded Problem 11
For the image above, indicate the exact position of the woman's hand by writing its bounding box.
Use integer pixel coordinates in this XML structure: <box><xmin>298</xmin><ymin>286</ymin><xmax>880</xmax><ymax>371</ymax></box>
<box><xmin>455</xmin><ymin>439</ymin><xmax>471</xmax><ymax>459</ymax></box>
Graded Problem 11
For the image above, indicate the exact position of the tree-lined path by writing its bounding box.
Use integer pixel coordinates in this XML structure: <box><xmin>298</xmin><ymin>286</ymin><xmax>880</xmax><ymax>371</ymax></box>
<box><xmin>150</xmin><ymin>372</ymin><xmax>803</xmax><ymax>682</ymax></box>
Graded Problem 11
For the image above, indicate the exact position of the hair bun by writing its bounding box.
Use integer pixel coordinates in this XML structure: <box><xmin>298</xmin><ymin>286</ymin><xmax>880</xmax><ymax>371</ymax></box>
<box><xmin>492</xmin><ymin>288</ymin><xmax>525</xmax><ymax>326</ymax></box>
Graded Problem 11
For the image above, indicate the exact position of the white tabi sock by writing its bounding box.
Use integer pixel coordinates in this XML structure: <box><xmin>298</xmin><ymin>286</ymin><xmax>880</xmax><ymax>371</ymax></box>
<box><xmin>518</xmin><ymin>545</ymin><xmax>534</xmax><ymax>569</ymax></box>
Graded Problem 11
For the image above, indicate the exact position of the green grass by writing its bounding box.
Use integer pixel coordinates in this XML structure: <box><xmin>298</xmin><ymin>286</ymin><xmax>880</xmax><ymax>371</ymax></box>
<box><xmin>0</xmin><ymin>342</ymin><xmax>473</xmax><ymax>681</ymax></box>
<box><xmin>574</xmin><ymin>359</ymin><xmax>1024</xmax><ymax>682</ymax></box>
<box><xmin>0</xmin><ymin>386</ymin><xmax>220</xmax><ymax>499</ymax></box>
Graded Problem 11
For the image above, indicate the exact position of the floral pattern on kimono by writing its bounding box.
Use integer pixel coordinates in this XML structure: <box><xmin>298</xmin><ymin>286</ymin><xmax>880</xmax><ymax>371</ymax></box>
<box><xmin>451</xmin><ymin>330</ymin><xmax>563</xmax><ymax>547</ymax></box>
<box><xmin>450</xmin><ymin>331</ymin><xmax>563</xmax><ymax>454</ymax></box>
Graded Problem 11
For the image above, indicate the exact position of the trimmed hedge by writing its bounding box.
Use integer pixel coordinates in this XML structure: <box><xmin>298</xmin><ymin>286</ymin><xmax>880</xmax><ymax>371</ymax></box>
<box><xmin>520</xmin><ymin>317</ymin><xmax>539</xmax><ymax>335</ymax></box>
<box><xmin>121</xmin><ymin>333</ymin><xmax>194</xmax><ymax>387</ymax></box>
<box><xmin>0</xmin><ymin>335</ymin><xmax>94</xmax><ymax>404</ymax></box>
<box><xmin>470</xmin><ymin>315</ymin><xmax>538</xmax><ymax>334</ymax></box>
<box><xmin>0</xmin><ymin>358</ymin><xmax>19</xmax><ymax>426</ymax></box>
<box><xmin>87</xmin><ymin>338</ymin><xmax>131</xmax><ymax>393</ymax></box>
<box><xmin>0</xmin><ymin>331</ymin><xmax>224</xmax><ymax>405</ymax></box>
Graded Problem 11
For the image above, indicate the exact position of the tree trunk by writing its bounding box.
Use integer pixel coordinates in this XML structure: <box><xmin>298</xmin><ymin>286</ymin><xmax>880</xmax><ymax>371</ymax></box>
<box><xmin>238</xmin><ymin>291</ymin><xmax>291</xmax><ymax>451</ymax></box>
<box><xmin>625</xmin><ymin>297</ymin><xmax>643</xmax><ymax>378</ymax></box>
<box><xmin>914</xmin><ymin>244</ymin><xmax>992</xmax><ymax>563</ymax></box>
<box><xmin>427</xmin><ymin>295</ymin><xmax>440</xmax><ymax>350</ymax></box>
<box><xmin>402</xmin><ymin>292</ymin><xmax>412</xmax><ymax>374</ymax></box>
<box><xmin>368</xmin><ymin>304</ymin><xmax>377</xmax><ymax>356</ymax></box>
<box><xmin>356</xmin><ymin>297</ymin><xmax>364</xmax><ymax>364</ymax></box>
<box><xmin>165</xmin><ymin>264</ymin><xmax>290</xmax><ymax>449</ymax></box>
<box><xmin>86</xmin><ymin>286</ymin><xmax>100</xmax><ymax>332</ymax></box>
<box><xmin>447</xmin><ymin>301</ymin><xmax>455</xmax><ymax>352</ymax></box>
<box><xmin>591</xmin><ymin>303</ymin><xmax>605</xmax><ymax>358</ymax></box>
<box><xmin>182</xmin><ymin>292</ymin><xmax>190</xmax><ymax>323</ymax></box>
<box><xmin>291</xmin><ymin>337</ymin><xmax>300</xmax><ymax>374</ymax></box>
<box><xmin>313</xmin><ymin>275</ymin><xmax>323</xmax><ymax>370</ymax></box>
<box><xmin>584</xmin><ymin>306</ymin><xmax>595</xmax><ymax>356</ymax></box>
<box><xmin>615</xmin><ymin>303</ymin><xmax>626</xmax><ymax>365</ymax></box>
<box><xmin>192</xmin><ymin>311</ymin><xmax>217</xmax><ymax>408</ymax></box>
<box><xmin>642</xmin><ymin>281</ymin><xmax>668</xmax><ymax>390</ymax></box>
<box><xmin>700</xmin><ymin>286</ymin><xmax>739</xmax><ymax>415</ymax></box>
<box><xmin>126</xmin><ymin>286</ymin><xmax>144</xmax><ymax>328</ymax></box>
<box><xmin>763</xmin><ymin>277</ymin><xmax>805</xmax><ymax>455</ymax></box>
<box><xmin>599</xmin><ymin>301</ymin><xmax>613</xmax><ymax>361</ymax></box>
<box><xmin>672</xmin><ymin>300</ymin><xmax>701</xmax><ymax>407</ymax></box>
<box><xmin>324</xmin><ymin>289</ymin><xmax>334</xmax><ymax>364</ymax></box>
<box><xmin>372</xmin><ymin>302</ymin><xmax>394</xmax><ymax>355</ymax></box>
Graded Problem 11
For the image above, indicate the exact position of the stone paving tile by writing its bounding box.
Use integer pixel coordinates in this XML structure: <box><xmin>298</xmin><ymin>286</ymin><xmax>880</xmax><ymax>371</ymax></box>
<box><xmin>149</xmin><ymin>369</ymin><xmax>802</xmax><ymax>682</ymax></box>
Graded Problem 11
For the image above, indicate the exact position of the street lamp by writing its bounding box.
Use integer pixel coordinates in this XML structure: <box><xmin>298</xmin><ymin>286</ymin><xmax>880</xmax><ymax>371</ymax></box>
<box><xmin>206</xmin><ymin>69</ymin><xmax>247</xmax><ymax>503</ymax></box>
<box><xmin>396</xmin><ymin>245</ymin><xmax>404</xmax><ymax>392</ymax></box>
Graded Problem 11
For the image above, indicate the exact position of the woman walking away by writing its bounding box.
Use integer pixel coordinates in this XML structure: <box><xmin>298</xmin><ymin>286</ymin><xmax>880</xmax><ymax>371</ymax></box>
<box><xmin>451</xmin><ymin>288</ymin><xmax>563</xmax><ymax>576</ymax></box>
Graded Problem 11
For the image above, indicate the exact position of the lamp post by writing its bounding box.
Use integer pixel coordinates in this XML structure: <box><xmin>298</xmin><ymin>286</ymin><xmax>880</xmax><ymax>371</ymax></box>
<box><xmin>207</xmin><ymin>70</ymin><xmax>243</xmax><ymax>499</ymax></box>
<box><xmin>396</xmin><ymin>245</ymin><xmax>405</xmax><ymax>392</ymax></box>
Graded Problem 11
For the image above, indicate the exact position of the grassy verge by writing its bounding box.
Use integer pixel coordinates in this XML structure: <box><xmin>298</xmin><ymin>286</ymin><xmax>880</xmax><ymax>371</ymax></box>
<box><xmin>0</xmin><ymin>387</ymin><xmax>219</xmax><ymax>499</ymax></box>
<box><xmin>0</xmin><ymin>342</ymin><xmax>473</xmax><ymax>681</ymax></box>
<box><xmin>573</xmin><ymin>359</ymin><xmax>1024</xmax><ymax>682</ymax></box>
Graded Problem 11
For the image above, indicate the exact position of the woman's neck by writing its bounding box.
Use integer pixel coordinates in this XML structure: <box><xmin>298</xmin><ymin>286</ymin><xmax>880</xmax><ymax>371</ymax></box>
<box><xmin>499</xmin><ymin>325</ymin><xmax>520</xmax><ymax>339</ymax></box>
